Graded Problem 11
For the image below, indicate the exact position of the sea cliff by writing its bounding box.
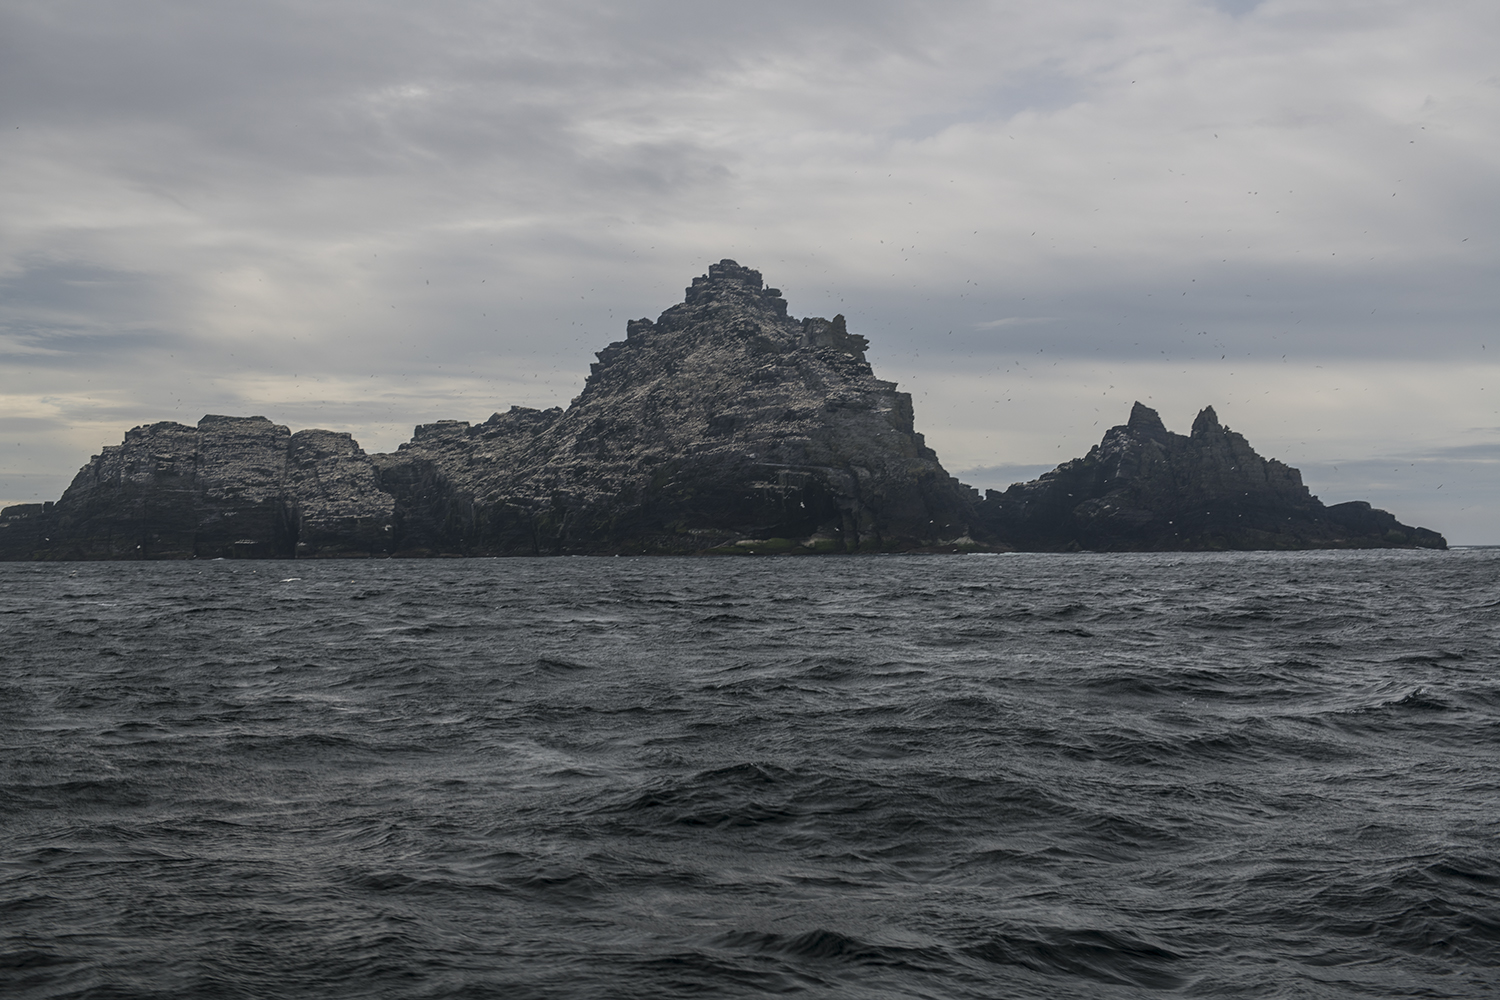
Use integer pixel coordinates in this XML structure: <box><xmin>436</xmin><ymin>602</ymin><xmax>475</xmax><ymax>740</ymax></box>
<box><xmin>0</xmin><ymin>261</ymin><xmax>1446</xmax><ymax>557</ymax></box>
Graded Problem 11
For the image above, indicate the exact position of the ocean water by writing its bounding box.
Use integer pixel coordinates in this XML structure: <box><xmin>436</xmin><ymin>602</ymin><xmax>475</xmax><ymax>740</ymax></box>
<box><xmin>2</xmin><ymin>550</ymin><xmax>1498</xmax><ymax>999</ymax></box>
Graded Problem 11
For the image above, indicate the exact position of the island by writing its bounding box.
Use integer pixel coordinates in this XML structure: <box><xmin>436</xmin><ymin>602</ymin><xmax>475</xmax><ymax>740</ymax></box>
<box><xmin>0</xmin><ymin>260</ymin><xmax>1445</xmax><ymax>558</ymax></box>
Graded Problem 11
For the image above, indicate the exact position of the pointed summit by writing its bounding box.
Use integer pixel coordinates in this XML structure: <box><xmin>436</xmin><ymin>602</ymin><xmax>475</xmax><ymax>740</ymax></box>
<box><xmin>370</xmin><ymin>260</ymin><xmax>975</xmax><ymax>554</ymax></box>
<box><xmin>686</xmin><ymin>259</ymin><xmax>768</xmax><ymax>301</ymax></box>
<box><xmin>978</xmin><ymin>402</ymin><xmax>1445</xmax><ymax>551</ymax></box>
<box><xmin>1127</xmin><ymin>402</ymin><xmax>1168</xmax><ymax>436</ymax></box>
<box><xmin>1191</xmin><ymin>406</ymin><xmax>1221</xmax><ymax>437</ymax></box>
<box><xmin>675</xmin><ymin>258</ymin><xmax>790</xmax><ymax>318</ymax></box>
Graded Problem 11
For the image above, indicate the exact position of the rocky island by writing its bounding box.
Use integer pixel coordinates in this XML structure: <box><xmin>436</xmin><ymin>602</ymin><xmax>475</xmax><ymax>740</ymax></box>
<box><xmin>977</xmin><ymin>402</ymin><xmax>1446</xmax><ymax>551</ymax></box>
<box><xmin>0</xmin><ymin>260</ymin><xmax>1445</xmax><ymax>558</ymax></box>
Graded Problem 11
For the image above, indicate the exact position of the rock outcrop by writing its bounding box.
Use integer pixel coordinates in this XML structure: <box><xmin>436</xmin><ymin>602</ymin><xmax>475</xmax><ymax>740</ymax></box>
<box><xmin>0</xmin><ymin>263</ymin><xmax>1448</xmax><ymax>559</ymax></box>
<box><xmin>1</xmin><ymin>415</ymin><xmax>393</xmax><ymax>559</ymax></box>
<box><xmin>372</xmin><ymin>260</ymin><xmax>977</xmax><ymax>554</ymax></box>
<box><xmin>976</xmin><ymin>402</ymin><xmax>1446</xmax><ymax>550</ymax></box>
<box><xmin>0</xmin><ymin>261</ymin><xmax>979</xmax><ymax>559</ymax></box>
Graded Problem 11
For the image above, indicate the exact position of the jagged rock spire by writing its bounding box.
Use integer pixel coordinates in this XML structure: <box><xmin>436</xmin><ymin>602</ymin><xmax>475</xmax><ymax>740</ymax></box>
<box><xmin>977</xmin><ymin>402</ymin><xmax>1445</xmax><ymax>551</ymax></box>
<box><xmin>1191</xmin><ymin>406</ymin><xmax>1221</xmax><ymax>437</ymax></box>
<box><xmin>1127</xmin><ymin>402</ymin><xmax>1168</xmax><ymax>437</ymax></box>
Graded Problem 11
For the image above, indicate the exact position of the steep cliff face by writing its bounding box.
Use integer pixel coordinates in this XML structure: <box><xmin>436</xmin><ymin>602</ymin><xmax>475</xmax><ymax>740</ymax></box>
<box><xmin>0</xmin><ymin>416</ymin><xmax>393</xmax><ymax>559</ymax></box>
<box><xmin>978</xmin><ymin>402</ymin><xmax>1446</xmax><ymax>550</ymax></box>
<box><xmin>369</xmin><ymin>406</ymin><xmax>565</xmax><ymax>555</ymax></box>
<box><xmin>286</xmin><ymin>429</ymin><xmax>397</xmax><ymax>556</ymax></box>
<box><xmin>373</xmin><ymin>259</ymin><xmax>979</xmax><ymax>554</ymax></box>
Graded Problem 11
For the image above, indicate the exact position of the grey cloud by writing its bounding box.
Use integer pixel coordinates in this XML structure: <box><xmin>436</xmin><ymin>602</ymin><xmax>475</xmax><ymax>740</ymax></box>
<box><xmin>1</xmin><ymin>0</ymin><xmax>1496</xmax><ymax>538</ymax></box>
<box><xmin>974</xmin><ymin>318</ymin><xmax>1055</xmax><ymax>330</ymax></box>
<box><xmin>0</xmin><ymin>261</ymin><xmax>186</xmax><ymax>365</ymax></box>
<box><xmin>892</xmin><ymin>67</ymin><xmax>1086</xmax><ymax>140</ymax></box>
<box><xmin>0</xmin><ymin>473</ymin><xmax>73</xmax><ymax>506</ymax></box>
<box><xmin>843</xmin><ymin>258</ymin><xmax>1500</xmax><ymax>363</ymax></box>
<box><xmin>1425</xmin><ymin>442</ymin><xmax>1500</xmax><ymax>461</ymax></box>
<box><xmin>0</xmin><ymin>416</ymin><xmax>71</xmax><ymax>433</ymax></box>
<box><xmin>0</xmin><ymin>260</ymin><xmax>161</xmax><ymax>318</ymax></box>
<box><xmin>1206</xmin><ymin>0</ymin><xmax>1262</xmax><ymax>16</ymax></box>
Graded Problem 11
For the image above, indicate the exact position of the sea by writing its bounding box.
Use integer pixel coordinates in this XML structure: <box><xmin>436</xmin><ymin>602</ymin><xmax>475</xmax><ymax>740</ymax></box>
<box><xmin>2</xmin><ymin>549</ymin><xmax>1497</xmax><ymax>999</ymax></box>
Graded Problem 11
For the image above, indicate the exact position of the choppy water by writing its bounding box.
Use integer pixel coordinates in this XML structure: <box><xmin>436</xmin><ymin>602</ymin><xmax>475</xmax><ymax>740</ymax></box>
<box><xmin>2</xmin><ymin>550</ymin><xmax>1498</xmax><ymax>999</ymax></box>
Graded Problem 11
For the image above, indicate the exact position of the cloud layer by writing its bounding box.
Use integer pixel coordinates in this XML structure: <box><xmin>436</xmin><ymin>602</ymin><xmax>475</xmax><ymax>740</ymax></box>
<box><xmin>2</xmin><ymin>1</ymin><xmax>1495</xmax><ymax>539</ymax></box>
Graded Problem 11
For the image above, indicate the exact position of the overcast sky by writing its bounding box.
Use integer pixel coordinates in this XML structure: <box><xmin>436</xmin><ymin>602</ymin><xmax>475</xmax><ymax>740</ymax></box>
<box><xmin>2</xmin><ymin>0</ymin><xmax>1495</xmax><ymax>541</ymax></box>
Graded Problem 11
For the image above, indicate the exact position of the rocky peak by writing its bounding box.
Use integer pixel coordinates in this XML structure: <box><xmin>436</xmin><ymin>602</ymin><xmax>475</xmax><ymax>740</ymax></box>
<box><xmin>409</xmin><ymin>419</ymin><xmax>472</xmax><ymax>444</ymax></box>
<box><xmin>1191</xmin><ymin>406</ymin><xmax>1222</xmax><ymax>438</ymax></box>
<box><xmin>1126</xmin><ymin>401</ymin><xmax>1169</xmax><ymax>438</ymax></box>
<box><xmin>800</xmin><ymin>314</ymin><xmax>870</xmax><ymax>359</ymax></box>
<box><xmin>686</xmin><ymin>258</ymin><xmax>762</xmax><ymax>298</ymax></box>
<box><xmin>480</xmin><ymin>405</ymin><xmax>563</xmax><ymax>436</ymax></box>
<box><xmin>678</xmin><ymin>259</ymin><xmax>790</xmax><ymax>319</ymax></box>
<box><xmin>978</xmin><ymin>403</ymin><xmax>1444</xmax><ymax>551</ymax></box>
<box><xmin>367</xmin><ymin>259</ymin><xmax>977</xmax><ymax>554</ymax></box>
<box><xmin>584</xmin><ymin>262</ymin><xmax>849</xmax><ymax>398</ymax></box>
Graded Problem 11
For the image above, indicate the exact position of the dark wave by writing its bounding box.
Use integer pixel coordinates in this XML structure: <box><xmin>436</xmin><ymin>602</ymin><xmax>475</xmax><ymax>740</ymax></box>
<box><xmin>1</xmin><ymin>549</ymin><xmax>1496</xmax><ymax>998</ymax></box>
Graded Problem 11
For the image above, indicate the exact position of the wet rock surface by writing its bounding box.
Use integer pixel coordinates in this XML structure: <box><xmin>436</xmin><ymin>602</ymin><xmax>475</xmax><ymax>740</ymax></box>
<box><xmin>977</xmin><ymin>402</ymin><xmax>1446</xmax><ymax>551</ymax></box>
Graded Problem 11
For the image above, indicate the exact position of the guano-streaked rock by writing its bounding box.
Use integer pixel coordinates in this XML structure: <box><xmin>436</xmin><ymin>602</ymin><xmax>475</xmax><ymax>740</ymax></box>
<box><xmin>372</xmin><ymin>260</ymin><xmax>978</xmax><ymax>554</ymax></box>
<box><xmin>0</xmin><ymin>263</ymin><xmax>1448</xmax><ymax>558</ymax></box>
<box><xmin>1</xmin><ymin>415</ymin><xmax>393</xmax><ymax>559</ymax></box>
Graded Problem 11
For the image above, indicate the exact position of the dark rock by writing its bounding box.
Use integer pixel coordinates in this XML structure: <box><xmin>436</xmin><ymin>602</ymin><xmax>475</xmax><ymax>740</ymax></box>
<box><xmin>372</xmin><ymin>259</ymin><xmax>978</xmax><ymax>554</ymax></box>
<box><xmin>287</xmin><ymin>429</ymin><xmax>397</xmax><ymax>557</ymax></box>
<box><xmin>1</xmin><ymin>415</ymin><xmax>392</xmax><ymax>559</ymax></box>
<box><xmin>977</xmin><ymin>402</ymin><xmax>1446</xmax><ymax>551</ymax></box>
<box><xmin>0</xmin><ymin>502</ymin><xmax>55</xmax><ymax>555</ymax></box>
<box><xmin>371</xmin><ymin>405</ymin><xmax>565</xmax><ymax>556</ymax></box>
<box><xmin>0</xmin><ymin>264</ymin><xmax>1448</xmax><ymax>559</ymax></box>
